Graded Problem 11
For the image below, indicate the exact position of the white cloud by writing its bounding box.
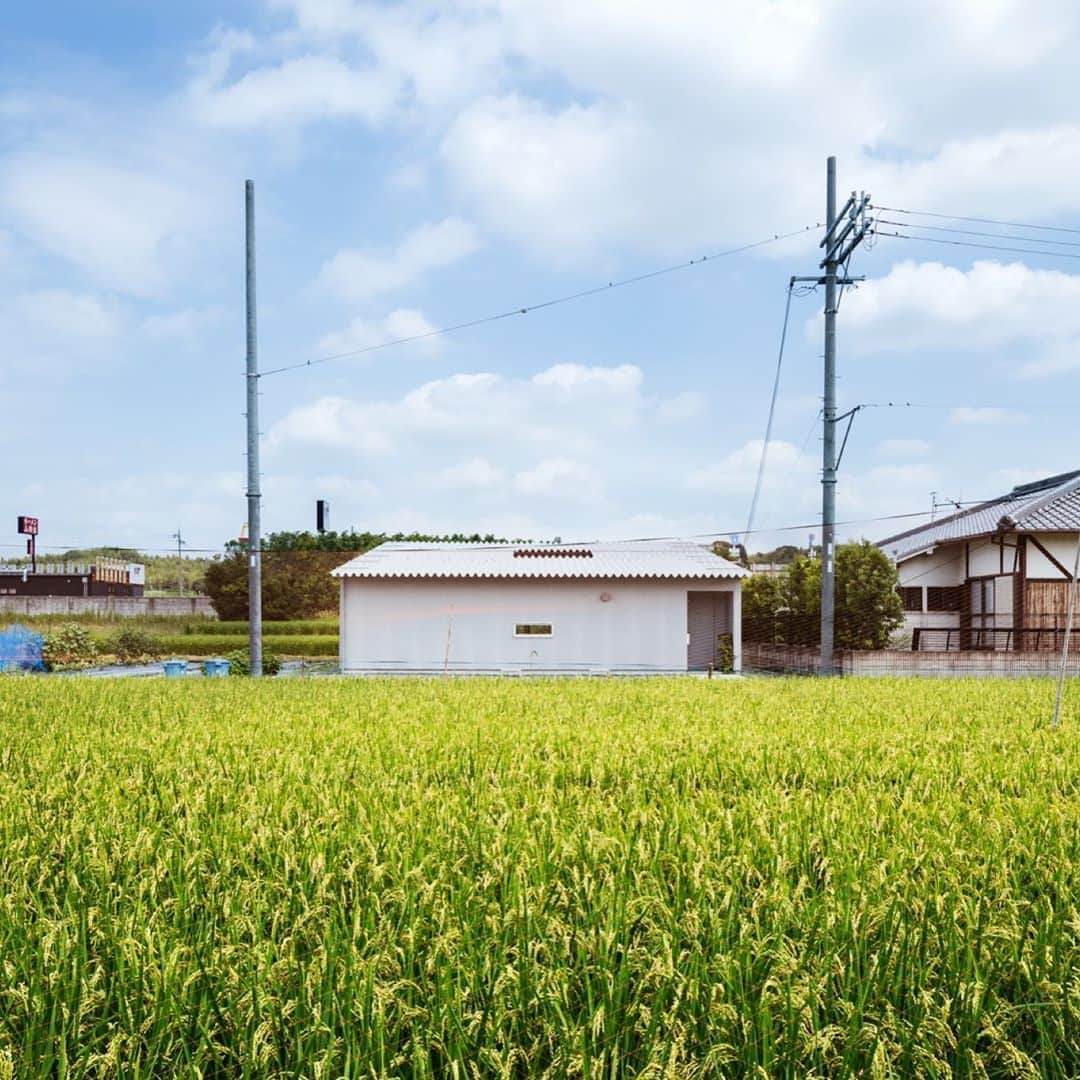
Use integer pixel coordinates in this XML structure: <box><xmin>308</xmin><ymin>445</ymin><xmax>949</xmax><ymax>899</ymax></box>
<box><xmin>315</xmin><ymin>308</ymin><xmax>441</xmax><ymax>357</ymax></box>
<box><xmin>532</xmin><ymin>362</ymin><xmax>642</xmax><ymax>395</ymax></box>
<box><xmin>434</xmin><ymin>457</ymin><xmax>505</xmax><ymax>490</ymax></box>
<box><xmin>174</xmin><ymin>0</ymin><xmax>1080</xmax><ymax>266</ymax></box>
<box><xmin>1016</xmin><ymin>340</ymin><xmax>1080</xmax><ymax>379</ymax></box>
<box><xmin>827</xmin><ymin>259</ymin><xmax>1080</xmax><ymax>381</ymax></box>
<box><xmin>192</xmin><ymin>52</ymin><xmax>398</xmax><ymax>128</ymax></box>
<box><xmin>141</xmin><ymin>306</ymin><xmax>226</xmax><ymax>340</ymax></box>
<box><xmin>874</xmin><ymin>438</ymin><xmax>932</xmax><ymax>459</ymax></box>
<box><xmin>949</xmin><ymin>406</ymin><xmax>1027</xmax><ymax>425</ymax></box>
<box><xmin>657</xmin><ymin>391</ymin><xmax>707</xmax><ymax>423</ymax></box>
<box><xmin>836</xmin><ymin>260</ymin><xmax>1080</xmax><ymax>351</ymax></box>
<box><xmin>269</xmin><ymin>361</ymin><xmax>647</xmax><ymax>458</ymax></box>
<box><xmin>442</xmin><ymin>95</ymin><xmax>644</xmax><ymax>257</ymax></box>
<box><xmin>314</xmin><ymin>218</ymin><xmax>479</xmax><ymax>303</ymax></box>
<box><xmin>16</xmin><ymin>289</ymin><xmax>122</xmax><ymax>341</ymax></box>
<box><xmin>0</xmin><ymin>153</ymin><xmax>202</xmax><ymax>297</ymax></box>
<box><xmin>513</xmin><ymin>458</ymin><xmax>602</xmax><ymax>501</ymax></box>
<box><xmin>0</xmin><ymin>289</ymin><xmax>124</xmax><ymax>374</ymax></box>
<box><xmin>686</xmin><ymin>439</ymin><xmax>815</xmax><ymax>496</ymax></box>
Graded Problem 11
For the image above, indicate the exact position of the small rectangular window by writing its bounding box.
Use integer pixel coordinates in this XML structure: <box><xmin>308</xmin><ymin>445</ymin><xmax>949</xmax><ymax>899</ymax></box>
<box><xmin>899</xmin><ymin>587</ymin><xmax>922</xmax><ymax>612</ymax></box>
<box><xmin>514</xmin><ymin>623</ymin><xmax>553</xmax><ymax>637</ymax></box>
<box><xmin>927</xmin><ymin>586</ymin><xmax>962</xmax><ymax>612</ymax></box>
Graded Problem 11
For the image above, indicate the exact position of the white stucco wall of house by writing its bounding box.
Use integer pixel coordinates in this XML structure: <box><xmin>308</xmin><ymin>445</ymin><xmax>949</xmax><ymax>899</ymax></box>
<box><xmin>339</xmin><ymin>577</ymin><xmax>741</xmax><ymax>673</ymax></box>
<box><xmin>896</xmin><ymin>548</ymin><xmax>965</xmax><ymax>589</ymax></box>
<box><xmin>1025</xmin><ymin>532</ymin><xmax>1080</xmax><ymax>578</ymax></box>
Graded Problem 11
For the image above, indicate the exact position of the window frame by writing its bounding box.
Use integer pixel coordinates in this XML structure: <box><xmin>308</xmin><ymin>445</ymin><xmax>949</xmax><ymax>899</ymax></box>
<box><xmin>926</xmin><ymin>585</ymin><xmax>962</xmax><ymax>612</ymax></box>
<box><xmin>899</xmin><ymin>586</ymin><xmax>923</xmax><ymax>612</ymax></box>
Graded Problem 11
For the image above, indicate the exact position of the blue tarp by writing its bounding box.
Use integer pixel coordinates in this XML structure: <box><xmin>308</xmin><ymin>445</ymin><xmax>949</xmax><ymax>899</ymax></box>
<box><xmin>0</xmin><ymin>623</ymin><xmax>46</xmax><ymax>672</ymax></box>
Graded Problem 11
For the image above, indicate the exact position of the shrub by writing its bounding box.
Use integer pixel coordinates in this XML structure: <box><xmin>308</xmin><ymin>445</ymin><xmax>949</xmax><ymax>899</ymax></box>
<box><xmin>716</xmin><ymin>632</ymin><xmax>735</xmax><ymax>673</ymax></box>
<box><xmin>42</xmin><ymin>623</ymin><xmax>99</xmax><ymax>670</ymax></box>
<box><xmin>108</xmin><ymin>628</ymin><xmax>164</xmax><ymax>664</ymax></box>
<box><xmin>225</xmin><ymin>649</ymin><xmax>283</xmax><ymax>676</ymax></box>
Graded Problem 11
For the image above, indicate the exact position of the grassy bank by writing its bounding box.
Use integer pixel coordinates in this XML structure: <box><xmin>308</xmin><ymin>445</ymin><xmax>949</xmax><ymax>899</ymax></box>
<box><xmin>0</xmin><ymin>678</ymin><xmax>1076</xmax><ymax>1075</ymax></box>
<box><xmin>4</xmin><ymin>614</ymin><xmax>338</xmax><ymax>660</ymax></box>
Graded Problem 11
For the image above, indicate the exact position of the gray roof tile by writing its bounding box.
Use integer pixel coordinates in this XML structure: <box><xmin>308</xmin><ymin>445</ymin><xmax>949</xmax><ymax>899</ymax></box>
<box><xmin>879</xmin><ymin>470</ymin><xmax>1080</xmax><ymax>561</ymax></box>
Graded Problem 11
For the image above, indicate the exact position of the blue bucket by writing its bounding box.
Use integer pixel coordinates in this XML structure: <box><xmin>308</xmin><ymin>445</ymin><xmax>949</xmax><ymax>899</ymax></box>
<box><xmin>163</xmin><ymin>659</ymin><xmax>187</xmax><ymax>678</ymax></box>
<box><xmin>203</xmin><ymin>658</ymin><xmax>231</xmax><ymax>678</ymax></box>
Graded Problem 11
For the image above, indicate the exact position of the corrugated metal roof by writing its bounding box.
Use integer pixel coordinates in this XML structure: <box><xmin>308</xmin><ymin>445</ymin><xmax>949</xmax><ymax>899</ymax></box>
<box><xmin>879</xmin><ymin>470</ymin><xmax>1080</xmax><ymax>562</ymax></box>
<box><xmin>332</xmin><ymin>540</ymin><xmax>748</xmax><ymax>580</ymax></box>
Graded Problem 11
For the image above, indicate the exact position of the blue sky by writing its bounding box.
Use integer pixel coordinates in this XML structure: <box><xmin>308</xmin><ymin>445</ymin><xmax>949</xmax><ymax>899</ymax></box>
<box><xmin>4</xmin><ymin>0</ymin><xmax>1080</xmax><ymax>558</ymax></box>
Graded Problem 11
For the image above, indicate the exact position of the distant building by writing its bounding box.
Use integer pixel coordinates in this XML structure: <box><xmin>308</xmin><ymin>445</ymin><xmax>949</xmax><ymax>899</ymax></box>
<box><xmin>0</xmin><ymin>557</ymin><xmax>145</xmax><ymax>599</ymax></box>
<box><xmin>332</xmin><ymin>540</ymin><xmax>747</xmax><ymax>674</ymax></box>
<box><xmin>878</xmin><ymin>470</ymin><xmax>1080</xmax><ymax>651</ymax></box>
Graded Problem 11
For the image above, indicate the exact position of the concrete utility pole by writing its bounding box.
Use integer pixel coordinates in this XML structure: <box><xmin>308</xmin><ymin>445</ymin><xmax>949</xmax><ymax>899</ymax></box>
<box><xmin>795</xmin><ymin>157</ymin><xmax>873</xmax><ymax>674</ymax></box>
<box><xmin>172</xmin><ymin>527</ymin><xmax>186</xmax><ymax>597</ymax></box>
<box><xmin>821</xmin><ymin>158</ymin><xmax>839</xmax><ymax>675</ymax></box>
<box><xmin>245</xmin><ymin>180</ymin><xmax>263</xmax><ymax>676</ymax></box>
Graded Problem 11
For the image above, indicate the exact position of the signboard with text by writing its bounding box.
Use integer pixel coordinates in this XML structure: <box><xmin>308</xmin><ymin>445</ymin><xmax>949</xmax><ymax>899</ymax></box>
<box><xmin>17</xmin><ymin>516</ymin><xmax>38</xmax><ymax>536</ymax></box>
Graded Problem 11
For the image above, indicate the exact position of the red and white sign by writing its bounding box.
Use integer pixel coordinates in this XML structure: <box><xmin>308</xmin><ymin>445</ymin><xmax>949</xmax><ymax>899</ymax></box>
<box><xmin>17</xmin><ymin>516</ymin><xmax>38</xmax><ymax>536</ymax></box>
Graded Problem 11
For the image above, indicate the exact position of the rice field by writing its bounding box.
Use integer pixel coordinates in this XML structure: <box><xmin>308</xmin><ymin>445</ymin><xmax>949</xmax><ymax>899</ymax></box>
<box><xmin>0</xmin><ymin>677</ymin><xmax>1076</xmax><ymax>1077</ymax></box>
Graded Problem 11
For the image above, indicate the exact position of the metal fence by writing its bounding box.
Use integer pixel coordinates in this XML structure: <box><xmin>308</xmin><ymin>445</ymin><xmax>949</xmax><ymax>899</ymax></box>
<box><xmin>743</xmin><ymin>638</ymin><xmax>1080</xmax><ymax>677</ymax></box>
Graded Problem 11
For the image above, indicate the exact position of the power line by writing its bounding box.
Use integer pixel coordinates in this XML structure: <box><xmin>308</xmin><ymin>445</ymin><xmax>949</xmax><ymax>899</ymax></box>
<box><xmin>871</xmin><ymin>205</ymin><xmax>1080</xmax><ymax>237</ymax></box>
<box><xmin>259</xmin><ymin>224</ymin><xmax>823</xmax><ymax>378</ymax></box>
<box><xmin>0</xmin><ymin>502</ymin><xmax>994</xmax><ymax>559</ymax></box>
<box><xmin>873</xmin><ymin>228</ymin><xmax>1080</xmax><ymax>262</ymax></box>
<box><xmin>745</xmin><ymin>279</ymin><xmax>798</xmax><ymax>544</ymax></box>
<box><xmin>875</xmin><ymin>218</ymin><xmax>1080</xmax><ymax>250</ymax></box>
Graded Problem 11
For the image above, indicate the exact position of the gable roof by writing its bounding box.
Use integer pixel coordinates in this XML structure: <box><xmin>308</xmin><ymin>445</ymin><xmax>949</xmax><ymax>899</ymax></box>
<box><xmin>879</xmin><ymin>470</ymin><xmax>1080</xmax><ymax>562</ymax></box>
<box><xmin>332</xmin><ymin>539</ymin><xmax>748</xmax><ymax>580</ymax></box>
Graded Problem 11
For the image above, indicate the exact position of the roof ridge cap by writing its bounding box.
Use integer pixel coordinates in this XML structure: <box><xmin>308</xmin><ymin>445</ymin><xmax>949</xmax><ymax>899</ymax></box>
<box><xmin>1000</xmin><ymin>473</ymin><xmax>1080</xmax><ymax>529</ymax></box>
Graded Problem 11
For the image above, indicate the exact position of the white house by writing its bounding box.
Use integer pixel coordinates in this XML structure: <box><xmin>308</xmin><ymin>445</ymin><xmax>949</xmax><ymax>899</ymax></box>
<box><xmin>332</xmin><ymin>540</ymin><xmax>747</xmax><ymax>674</ymax></box>
<box><xmin>878</xmin><ymin>469</ymin><xmax>1080</xmax><ymax>651</ymax></box>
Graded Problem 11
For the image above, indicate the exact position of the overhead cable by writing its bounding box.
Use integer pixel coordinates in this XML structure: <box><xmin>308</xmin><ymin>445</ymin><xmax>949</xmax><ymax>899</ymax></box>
<box><xmin>744</xmin><ymin>279</ymin><xmax>798</xmax><ymax>544</ymax></box>
<box><xmin>259</xmin><ymin>223</ymin><xmax>823</xmax><ymax>377</ymax></box>
<box><xmin>871</xmin><ymin>205</ymin><xmax>1080</xmax><ymax>237</ymax></box>
<box><xmin>875</xmin><ymin>218</ymin><xmax>1080</xmax><ymax>250</ymax></box>
<box><xmin>872</xmin><ymin>229</ymin><xmax>1080</xmax><ymax>262</ymax></box>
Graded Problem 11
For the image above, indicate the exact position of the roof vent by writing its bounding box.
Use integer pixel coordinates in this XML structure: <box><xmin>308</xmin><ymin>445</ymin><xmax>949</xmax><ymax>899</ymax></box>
<box><xmin>513</xmin><ymin>548</ymin><xmax>594</xmax><ymax>558</ymax></box>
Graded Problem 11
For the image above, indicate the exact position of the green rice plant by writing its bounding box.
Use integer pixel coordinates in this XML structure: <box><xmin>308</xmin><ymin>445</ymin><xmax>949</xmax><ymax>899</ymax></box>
<box><xmin>0</xmin><ymin>678</ymin><xmax>1076</xmax><ymax>1076</ymax></box>
<box><xmin>183</xmin><ymin>619</ymin><xmax>338</xmax><ymax>637</ymax></box>
<box><xmin>154</xmin><ymin>634</ymin><xmax>338</xmax><ymax>657</ymax></box>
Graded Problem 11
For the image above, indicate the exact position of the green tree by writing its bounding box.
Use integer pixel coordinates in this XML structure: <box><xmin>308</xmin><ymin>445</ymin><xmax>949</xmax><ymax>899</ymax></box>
<box><xmin>741</xmin><ymin>572</ymin><xmax>784</xmax><ymax>641</ymax></box>
<box><xmin>834</xmin><ymin>540</ymin><xmax>904</xmax><ymax>650</ymax></box>
<box><xmin>203</xmin><ymin>530</ymin><xmax>514</xmax><ymax>620</ymax></box>
<box><xmin>742</xmin><ymin>541</ymin><xmax>903</xmax><ymax>650</ymax></box>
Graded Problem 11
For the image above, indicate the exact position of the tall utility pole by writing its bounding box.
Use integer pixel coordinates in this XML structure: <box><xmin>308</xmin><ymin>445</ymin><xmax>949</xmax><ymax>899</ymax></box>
<box><xmin>821</xmin><ymin>158</ymin><xmax>839</xmax><ymax>676</ymax></box>
<box><xmin>171</xmin><ymin>527</ymin><xmax>186</xmax><ymax>597</ymax></box>
<box><xmin>795</xmin><ymin>157</ymin><xmax>873</xmax><ymax>674</ymax></box>
<box><xmin>245</xmin><ymin>180</ymin><xmax>263</xmax><ymax>676</ymax></box>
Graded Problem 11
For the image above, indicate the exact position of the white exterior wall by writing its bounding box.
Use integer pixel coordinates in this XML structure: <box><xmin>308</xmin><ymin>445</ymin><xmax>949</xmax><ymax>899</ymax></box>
<box><xmin>1025</xmin><ymin>532</ymin><xmax>1079</xmax><ymax>578</ymax></box>
<box><xmin>967</xmin><ymin>539</ymin><xmax>1000</xmax><ymax>577</ymax></box>
<box><xmin>339</xmin><ymin>577</ymin><xmax>740</xmax><ymax>673</ymax></box>
<box><xmin>896</xmin><ymin>548</ymin><xmax>965</xmax><ymax>640</ymax></box>
<box><xmin>896</xmin><ymin>548</ymin><xmax>965</xmax><ymax>589</ymax></box>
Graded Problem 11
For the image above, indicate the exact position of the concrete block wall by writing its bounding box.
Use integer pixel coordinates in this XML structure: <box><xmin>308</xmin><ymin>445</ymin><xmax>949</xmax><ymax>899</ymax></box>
<box><xmin>0</xmin><ymin>596</ymin><xmax>217</xmax><ymax>618</ymax></box>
